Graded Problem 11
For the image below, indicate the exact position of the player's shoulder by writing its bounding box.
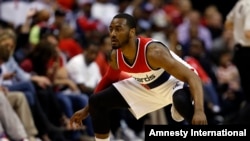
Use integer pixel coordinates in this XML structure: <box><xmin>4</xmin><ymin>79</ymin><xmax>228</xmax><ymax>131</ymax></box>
<box><xmin>146</xmin><ymin>43</ymin><xmax>169</xmax><ymax>63</ymax></box>
<box><xmin>147</xmin><ymin>41</ymin><xmax>168</xmax><ymax>53</ymax></box>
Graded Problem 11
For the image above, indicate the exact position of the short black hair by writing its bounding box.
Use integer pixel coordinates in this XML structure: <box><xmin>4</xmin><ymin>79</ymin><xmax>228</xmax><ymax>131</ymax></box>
<box><xmin>113</xmin><ymin>13</ymin><xmax>136</xmax><ymax>29</ymax></box>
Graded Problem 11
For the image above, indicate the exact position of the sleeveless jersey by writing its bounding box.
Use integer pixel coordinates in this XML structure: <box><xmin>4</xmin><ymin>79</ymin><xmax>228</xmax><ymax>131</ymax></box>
<box><xmin>116</xmin><ymin>37</ymin><xmax>170</xmax><ymax>87</ymax></box>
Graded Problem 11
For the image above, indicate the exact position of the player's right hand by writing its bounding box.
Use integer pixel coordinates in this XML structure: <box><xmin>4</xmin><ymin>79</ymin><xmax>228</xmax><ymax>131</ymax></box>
<box><xmin>192</xmin><ymin>110</ymin><xmax>208</xmax><ymax>125</ymax></box>
<box><xmin>70</xmin><ymin>107</ymin><xmax>89</xmax><ymax>130</ymax></box>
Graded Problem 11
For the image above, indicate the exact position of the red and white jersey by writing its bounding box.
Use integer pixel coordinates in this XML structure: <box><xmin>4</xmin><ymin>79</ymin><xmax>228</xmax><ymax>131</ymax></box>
<box><xmin>116</xmin><ymin>37</ymin><xmax>168</xmax><ymax>85</ymax></box>
<box><xmin>114</xmin><ymin>37</ymin><xmax>197</xmax><ymax>119</ymax></box>
<box><xmin>116</xmin><ymin>37</ymin><xmax>196</xmax><ymax>86</ymax></box>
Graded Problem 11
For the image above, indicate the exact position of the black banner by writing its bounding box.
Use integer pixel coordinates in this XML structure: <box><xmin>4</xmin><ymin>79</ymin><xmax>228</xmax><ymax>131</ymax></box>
<box><xmin>145</xmin><ymin>125</ymin><xmax>249</xmax><ymax>141</ymax></box>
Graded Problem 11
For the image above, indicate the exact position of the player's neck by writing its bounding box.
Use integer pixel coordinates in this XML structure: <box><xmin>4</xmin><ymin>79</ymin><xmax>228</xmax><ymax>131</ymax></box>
<box><xmin>121</xmin><ymin>38</ymin><xmax>138</xmax><ymax>60</ymax></box>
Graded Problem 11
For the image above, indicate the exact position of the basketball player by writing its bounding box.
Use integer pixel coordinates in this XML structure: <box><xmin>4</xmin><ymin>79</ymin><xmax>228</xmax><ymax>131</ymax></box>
<box><xmin>70</xmin><ymin>13</ymin><xmax>207</xmax><ymax>141</ymax></box>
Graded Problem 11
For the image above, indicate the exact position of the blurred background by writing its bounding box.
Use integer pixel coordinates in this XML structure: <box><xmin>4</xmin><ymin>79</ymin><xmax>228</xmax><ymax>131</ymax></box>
<box><xmin>0</xmin><ymin>0</ymin><xmax>248</xmax><ymax>141</ymax></box>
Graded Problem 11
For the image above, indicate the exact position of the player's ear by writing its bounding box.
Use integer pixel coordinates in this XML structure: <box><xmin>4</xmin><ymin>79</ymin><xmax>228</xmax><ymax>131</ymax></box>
<box><xmin>130</xmin><ymin>28</ymin><xmax>136</xmax><ymax>36</ymax></box>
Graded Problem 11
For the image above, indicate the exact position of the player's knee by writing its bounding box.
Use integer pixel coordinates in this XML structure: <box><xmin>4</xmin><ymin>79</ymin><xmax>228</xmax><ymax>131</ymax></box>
<box><xmin>172</xmin><ymin>88</ymin><xmax>194</xmax><ymax>122</ymax></box>
<box><xmin>172</xmin><ymin>88</ymin><xmax>191</xmax><ymax>107</ymax></box>
<box><xmin>173</xmin><ymin>90</ymin><xmax>185</xmax><ymax>106</ymax></box>
<box><xmin>88</xmin><ymin>94</ymin><xmax>100</xmax><ymax>113</ymax></box>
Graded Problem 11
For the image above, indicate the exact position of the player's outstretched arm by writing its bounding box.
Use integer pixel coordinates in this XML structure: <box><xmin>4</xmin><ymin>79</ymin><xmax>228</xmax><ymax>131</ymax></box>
<box><xmin>95</xmin><ymin>49</ymin><xmax>130</xmax><ymax>93</ymax></box>
<box><xmin>70</xmin><ymin>105</ymin><xmax>89</xmax><ymax>129</ymax></box>
<box><xmin>147</xmin><ymin>42</ymin><xmax>207</xmax><ymax>125</ymax></box>
<box><xmin>70</xmin><ymin>64</ymin><xmax>130</xmax><ymax>129</ymax></box>
<box><xmin>95</xmin><ymin>66</ymin><xmax>130</xmax><ymax>93</ymax></box>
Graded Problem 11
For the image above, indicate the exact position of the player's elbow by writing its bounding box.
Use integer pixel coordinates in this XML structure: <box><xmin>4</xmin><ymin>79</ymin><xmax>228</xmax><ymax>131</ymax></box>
<box><xmin>224</xmin><ymin>20</ymin><xmax>233</xmax><ymax>31</ymax></box>
<box><xmin>188</xmin><ymin>71</ymin><xmax>202</xmax><ymax>85</ymax></box>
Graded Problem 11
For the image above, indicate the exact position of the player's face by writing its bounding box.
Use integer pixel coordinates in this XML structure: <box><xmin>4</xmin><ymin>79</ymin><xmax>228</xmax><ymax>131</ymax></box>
<box><xmin>109</xmin><ymin>18</ymin><xmax>130</xmax><ymax>49</ymax></box>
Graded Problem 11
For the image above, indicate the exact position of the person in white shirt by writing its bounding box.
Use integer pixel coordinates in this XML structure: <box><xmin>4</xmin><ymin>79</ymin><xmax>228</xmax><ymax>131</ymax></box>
<box><xmin>225</xmin><ymin>0</ymin><xmax>250</xmax><ymax>124</ymax></box>
<box><xmin>91</xmin><ymin>0</ymin><xmax>118</xmax><ymax>27</ymax></box>
<box><xmin>66</xmin><ymin>41</ymin><xmax>102</xmax><ymax>96</ymax></box>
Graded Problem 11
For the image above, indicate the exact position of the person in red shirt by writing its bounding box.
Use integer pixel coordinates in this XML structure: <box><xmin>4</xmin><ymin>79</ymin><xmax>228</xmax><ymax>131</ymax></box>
<box><xmin>58</xmin><ymin>24</ymin><xmax>83</xmax><ymax>60</ymax></box>
<box><xmin>57</xmin><ymin>0</ymin><xmax>75</xmax><ymax>10</ymax></box>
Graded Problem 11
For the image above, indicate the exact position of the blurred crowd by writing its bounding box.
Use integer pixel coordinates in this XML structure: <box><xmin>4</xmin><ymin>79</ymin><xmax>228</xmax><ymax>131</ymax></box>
<box><xmin>0</xmin><ymin>0</ymin><xmax>248</xmax><ymax>141</ymax></box>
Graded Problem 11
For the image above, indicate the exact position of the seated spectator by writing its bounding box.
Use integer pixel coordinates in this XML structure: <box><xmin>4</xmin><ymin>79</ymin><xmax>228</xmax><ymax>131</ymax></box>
<box><xmin>22</xmin><ymin>34</ymin><xmax>94</xmax><ymax>141</ymax></box>
<box><xmin>29</xmin><ymin>9</ymin><xmax>52</xmax><ymax>48</ymax></box>
<box><xmin>3</xmin><ymin>89</ymin><xmax>39</xmax><ymax>141</ymax></box>
<box><xmin>177</xmin><ymin>10</ymin><xmax>213</xmax><ymax>51</ymax></box>
<box><xmin>14</xmin><ymin>9</ymin><xmax>38</xmax><ymax>64</ymax></box>
<box><xmin>215</xmin><ymin>49</ymin><xmax>245</xmax><ymax>122</ymax></box>
<box><xmin>0</xmin><ymin>28</ymin><xmax>68</xmax><ymax>141</ymax></box>
<box><xmin>0</xmin><ymin>44</ymin><xmax>31</xmax><ymax>141</ymax></box>
<box><xmin>0</xmin><ymin>91</ymin><xmax>29</xmax><ymax>141</ymax></box>
<box><xmin>58</xmin><ymin>24</ymin><xmax>83</xmax><ymax>61</ymax></box>
<box><xmin>66</xmin><ymin>41</ymin><xmax>101</xmax><ymax>96</ymax></box>
<box><xmin>75</xmin><ymin>0</ymin><xmax>107</xmax><ymax>47</ymax></box>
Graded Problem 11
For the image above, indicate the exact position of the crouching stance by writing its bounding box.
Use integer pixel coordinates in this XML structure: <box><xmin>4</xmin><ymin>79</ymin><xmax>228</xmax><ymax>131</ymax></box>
<box><xmin>70</xmin><ymin>13</ymin><xmax>207</xmax><ymax>141</ymax></box>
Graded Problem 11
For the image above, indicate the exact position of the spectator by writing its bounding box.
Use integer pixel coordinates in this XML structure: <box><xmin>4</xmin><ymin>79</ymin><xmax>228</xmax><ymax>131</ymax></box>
<box><xmin>29</xmin><ymin>9</ymin><xmax>51</xmax><ymax>47</ymax></box>
<box><xmin>75</xmin><ymin>0</ymin><xmax>107</xmax><ymax>47</ymax></box>
<box><xmin>177</xmin><ymin>10</ymin><xmax>213</xmax><ymax>51</ymax></box>
<box><xmin>203</xmin><ymin>5</ymin><xmax>223</xmax><ymax>39</ymax></box>
<box><xmin>91</xmin><ymin>0</ymin><xmax>118</xmax><ymax>27</ymax></box>
<box><xmin>4</xmin><ymin>90</ymin><xmax>39</xmax><ymax>141</ymax></box>
<box><xmin>0</xmin><ymin>91</ymin><xmax>29</xmax><ymax>141</ymax></box>
<box><xmin>215</xmin><ymin>49</ymin><xmax>244</xmax><ymax>122</ymax></box>
<box><xmin>50</xmin><ymin>8</ymin><xmax>68</xmax><ymax>37</ymax></box>
<box><xmin>24</xmin><ymin>34</ymin><xmax>94</xmax><ymax>140</ymax></box>
<box><xmin>58</xmin><ymin>24</ymin><xmax>83</xmax><ymax>61</ymax></box>
<box><xmin>0</xmin><ymin>43</ymin><xmax>30</xmax><ymax>141</ymax></box>
<box><xmin>0</xmin><ymin>28</ymin><xmax>67</xmax><ymax>141</ymax></box>
<box><xmin>66</xmin><ymin>41</ymin><xmax>102</xmax><ymax>96</ymax></box>
<box><xmin>225</xmin><ymin>0</ymin><xmax>250</xmax><ymax>124</ymax></box>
